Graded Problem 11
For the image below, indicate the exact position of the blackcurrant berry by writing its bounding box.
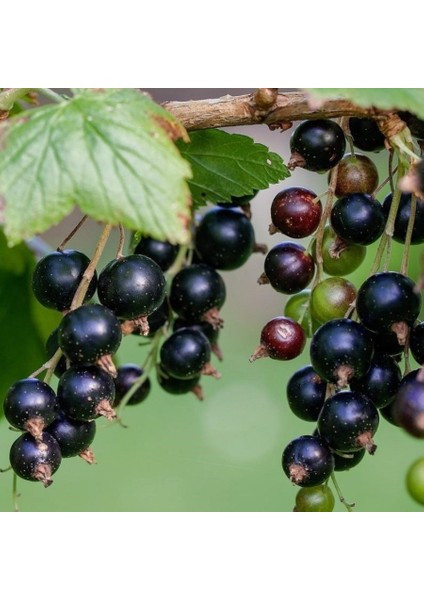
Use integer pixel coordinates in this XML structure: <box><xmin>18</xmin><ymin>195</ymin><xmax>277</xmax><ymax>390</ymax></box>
<box><xmin>4</xmin><ymin>378</ymin><xmax>57</xmax><ymax>440</ymax></box>
<box><xmin>250</xmin><ymin>317</ymin><xmax>306</xmax><ymax>362</ymax></box>
<box><xmin>294</xmin><ymin>485</ymin><xmax>335</xmax><ymax>512</ymax></box>
<box><xmin>47</xmin><ymin>413</ymin><xmax>96</xmax><ymax>462</ymax></box>
<box><xmin>57</xmin><ymin>365</ymin><xmax>116</xmax><ymax>421</ymax></box>
<box><xmin>310</xmin><ymin>277</ymin><xmax>356</xmax><ymax>324</ymax></box>
<box><xmin>311</xmin><ymin>226</ymin><xmax>366</xmax><ymax>276</ymax></box>
<box><xmin>261</xmin><ymin>242</ymin><xmax>315</xmax><ymax>295</ymax></box>
<box><xmin>160</xmin><ymin>328</ymin><xmax>216</xmax><ymax>380</ymax></box>
<box><xmin>130</xmin><ymin>298</ymin><xmax>170</xmax><ymax>337</ymax></box>
<box><xmin>371</xmin><ymin>330</ymin><xmax>404</xmax><ymax>361</ymax></box>
<box><xmin>134</xmin><ymin>237</ymin><xmax>180</xmax><ymax>272</ymax></box>
<box><xmin>114</xmin><ymin>364</ymin><xmax>151</xmax><ymax>406</ymax></box>
<box><xmin>286</xmin><ymin>365</ymin><xmax>326</xmax><ymax>421</ymax></box>
<box><xmin>350</xmin><ymin>353</ymin><xmax>402</xmax><ymax>408</ymax></box>
<box><xmin>10</xmin><ymin>432</ymin><xmax>62</xmax><ymax>487</ymax></box>
<box><xmin>269</xmin><ymin>187</ymin><xmax>322</xmax><ymax>238</ymax></box>
<box><xmin>310</xmin><ymin>318</ymin><xmax>374</xmax><ymax>387</ymax></box>
<box><xmin>349</xmin><ymin>117</ymin><xmax>385</xmax><ymax>152</ymax></box>
<box><xmin>330</xmin><ymin>194</ymin><xmax>385</xmax><ymax>246</ymax></box>
<box><xmin>32</xmin><ymin>249</ymin><xmax>97</xmax><ymax>311</ymax></box>
<box><xmin>379</xmin><ymin>399</ymin><xmax>400</xmax><ymax>427</ymax></box>
<box><xmin>282</xmin><ymin>435</ymin><xmax>334</xmax><ymax>487</ymax></box>
<box><xmin>317</xmin><ymin>390</ymin><xmax>379</xmax><ymax>454</ymax></box>
<box><xmin>173</xmin><ymin>317</ymin><xmax>222</xmax><ymax>360</ymax></box>
<box><xmin>45</xmin><ymin>328</ymin><xmax>68</xmax><ymax>377</ymax></box>
<box><xmin>382</xmin><ymin>192</ymin><xmax>424</xmax><ymax>245</ymax></box>
<box><xmin>356</xmin><ymin>272</ymin><xmax>421</xmax><ymax>342</ymax></box>
<box><xmin>157</xmin><ymin>370</ymin><xmax>203</xmax><ymax>400</ymax></box>
<box><xmin>333</xmin><ymin>448</ymin><xmax>366</xmax><ymax>472</ymax></box>
<box><xmin>410</xmin><ymin>322</ymin><xmax>424</xmax><ymax>365</ymax></box>
<box><xmin>289</xmin><ymin>119</ymin><xmax>346</xmax><ymax>172</ymax></box>
<box><xmin>98</xmin><ymin>254</ymin><xmax>166</xmax><ymax>320</ymax></box>
<box><xmin>334</xmin><ymin>154</ymin><xmax>379</xmax><ymax>197</ymax></box>
<box><xmin>58</xmin><ymin>304</ymin><xmax>122</xmax><ymax>366</ymax></box>
<box><xmin>169</xmin><ymin>264</ymin><xmax>226</xmax><ymax>328</ymax></box>
<box><xmin>393</xmin><ymin>377</ymin><xmax>424</xmax><ymax>438</ymax></box>
<box><xmin>194</xmin><ymin>208</ymin><xmax>255</xmax><ymax>270</ymax></box>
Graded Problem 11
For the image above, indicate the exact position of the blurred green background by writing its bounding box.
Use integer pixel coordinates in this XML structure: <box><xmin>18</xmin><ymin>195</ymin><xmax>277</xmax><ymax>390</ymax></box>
<box><xmin>0</xmin><ymin>89</ymin><xmax>423</xmax><ymax>512</ymax></box>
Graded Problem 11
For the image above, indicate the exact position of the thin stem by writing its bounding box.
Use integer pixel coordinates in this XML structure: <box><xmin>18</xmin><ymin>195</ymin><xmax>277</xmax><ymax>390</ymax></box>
<box><xmin>330</xmin><ymin>473</ymin><xmax>354</xmax><ymax>512</ymax></box>
<box><xmin>12</xmin><ymin>473</ymin><xmax>19</xmax><ymax>512</ymax></box>
<box><xmin>0</xmin><ymin>88</ymin><xmax>32</xmax><ymax>111</ymax></box>
<box><xmin>57</xmin><ymin>215</ymin><xmax>88</xmax><ymax>251</ymax></box>
<box><xmin>0</xmin><ymin>465</ymin><xmax>12</xmax><ymax>473</ymax></box>
<box><xmin>35</xmin><ymin>88</ymin><xmax>66</xmax><ymax>104</ymax></box>
<box><xmin>401</xmin><ymin>193</ymin><xmax>417</xmax><ymax>275</ymax></box>
<box><xmin>43</xmin><ymin>348</ymin><xmax>64</xmax><ymax>385</ymax></box>
<box><xmin>116</xmin><ymin>224</ymin><xmax>125</xmax><ymax>259</ymax></box>
<box><xmin>389</xmin><ymin>151</ymin><xmax>395</xmax><ymax>194</ymax></box>
<box><xmin>166</xmin><ymin>244</ymin><xmax>190</xmax><ymax>278</ymax></box>
<box><xmin>374</xmin><ymin>166</ymin><xmax>398</xmax><ymax>196</ymax></box>
<box><xmin>313</xmin><ymin>162</ymin><xmax>340</xmax><ymax>284</ymax></box>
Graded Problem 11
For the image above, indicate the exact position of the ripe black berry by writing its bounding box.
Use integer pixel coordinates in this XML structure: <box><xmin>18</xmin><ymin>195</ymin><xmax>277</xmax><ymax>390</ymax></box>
<box><xmin>114</xmin><ymin>364</ymin><xmax>151</xmax><ymax>406</ymax></box>
<box><xmin>173</xmin><ymin>317</ymin><xmax>221</xmax><ymax>360</ymax></box>
<box><xmin>330</xmin><ymin>193</ymin><xmax>385</xmax><ymax>246</ymax></box>
<box><xmin>47</xmin><ymin>413</ymin><xmax>96</xmax><ymax>462</ymax></box>
<box><xmin>10</xmin><ymin>432</ymin><xmax>62</xmax><ymax>487</ymax></box>
<box><xmin>310</xmin><ymin>318</ymin><xmax>374</xmax><ymax>387</ymax></box>
<box><xmin>250</xmin><ymin>317</ymin><xmax>306</xmax><ymax>362</ymax></box>
<box><xmin>194</xmin><ymin>208</ymin><xmax>255</xmax><ymax>270</ymax></box>
<box><xmin>334</xmin><ymin>154</ymin><xmax>379</xmax><ymax>197</ymax></box>
<box><xmin>4</xmin><ymin>378</ymin><xmax>57</xmax><ymax>440</ymax></box>
<box><xmin>157</xmin><ymin>370</ymin><xmax>203</xmax><ymax>400</ymax></box>
<box><xmin>317</xmin><ymin>390</ymin><xmax>379</xmax><ymax>454</ymax></box>
<box><xmin>410</xmin><ymin>322</ymin><xmax>424</xmax><ymax>365</ymax></box>
<box><xmin>269</xmin><ymin>187</ymin><xmax>322</xmax><ymax>238</ymax></box>
<box><xmin>160</xmin><ymin>328</ymin><xmax>216</xmax><ymax>380</ymax></box>
<box><xmin>333</xmin><ymin>448</ymin><xmax>365</xmax><ymax>472</ymax></box>
<box><xmin>282</xmin><ymin>435</ymin><xmax>334</xmax><ymax>487</ymax></box>
<box><xmin>286</xmin><ymin>365</ymin><xmax>326</xmax><ymax>422</ymax></box>
<box><xmin>261</xmin><ymin>242</ymin><xmax>315</xmax><ymax>295</ymax></box>
<box><xmin>134</xmin><ymin>237</ymin><xmax>180</xmax><ymax>272</ymax></box>
<box><xmin>393</xmin><ymin>378</ymin><xmax>424</xmax><ymax>438</ymax></box>
<box><xmin>98</xmin><ymin>254</ymin><xmax>166</xmax><ymax>320</ymax></box>
<box><xmin>382</xmin><ymin>192</ymin><xmax>424</xmax><ymax>245</ymax></box>
<box><xmin>32</xmin><ymin>249</ymin><xmax>97</xmax><ymax>311</ymax></box>
<box><xmin>349</xmin><ymin>117</ymin><xmax>385</xmax><ymax>152</ymax></box>
<box><xmin>289</xmin><ymin>119</ymin><xmax>346</xmax><ymax>172</ymax></box>
<box><xmin>350</xmin><ymin>353</ymin><xmax>402</xmax><ymax>409</ymax></box>
<box><xmin>58</xmin><ymin>304</ymin><xmax>122</xmax><ymax>366</ymax></box>
<box><xmin>57</xmin><ymin>365</ymin><xmax>116</xmax><ymax>421</ymax></box>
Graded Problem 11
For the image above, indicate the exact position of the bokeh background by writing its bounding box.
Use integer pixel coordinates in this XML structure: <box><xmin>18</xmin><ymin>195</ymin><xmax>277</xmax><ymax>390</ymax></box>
<box><xmin>0</xmin><ymin>88</ymin><xmax>423</xmax><ymax>512</ymax></box>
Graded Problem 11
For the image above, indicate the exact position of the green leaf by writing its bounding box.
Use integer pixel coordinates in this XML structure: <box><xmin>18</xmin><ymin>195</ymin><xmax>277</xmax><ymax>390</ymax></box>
<box><xmin>0</xmin><ymin>89</ymin><xmax>192</xmax><ymax>246</ymax></box>
<box><xmin>177</xmin><ymin>129</ymin><xmax>290</xmax><ymax>207</ymax></box>
<box><xmin>0</xmin><ymin>230</ymin><xmax>60</xmax><ymax>415</ymax></box>
<box><xmin>306</xmin><ymin>88</ymin><xmax>424</xmax><ymax>121</ymax></box>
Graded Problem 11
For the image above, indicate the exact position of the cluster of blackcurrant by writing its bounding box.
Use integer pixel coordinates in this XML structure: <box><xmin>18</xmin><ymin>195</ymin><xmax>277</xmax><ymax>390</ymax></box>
<box><xmin>249</xmin><ymin>116</ymin><xmax>424</xmax><ymax>510</ymax></box>
<box><xmin>2</xmin><ymin>185</ymin><xmax>268</xmax><ymax>494</ymax></box>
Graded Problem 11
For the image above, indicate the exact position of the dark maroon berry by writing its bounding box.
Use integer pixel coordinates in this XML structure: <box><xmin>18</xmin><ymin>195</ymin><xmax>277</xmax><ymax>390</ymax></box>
<box><xmin>349</xmin><ymin>117</ymin><xmax>385</xmax><ymax>152</ymax></box>
<box><xmin>47</xmin><ymin>413</ymin><xmax>96</xmax><ymax>461</ymax></box>
<box><xmin>10</xmin><ymin>432</ymin><xmax>62</xmax><ymax>487</ymax></box>
<box><xmin>32</xmin><ymin>249</ymin><xmax>97</xmax><ymax>311</ymax></box>
<box><xmin>261</xmin><ymin>242</ymin><xmax>315</xmax><ymax>295</ymax></box>
<box><xmin>282</xmin><ymin>435</ymin><xmax>334</xmax><ymax>487</ymax></box>
<box><xmin>57</xmin><ymin>366</ymin><xmax>116</xmax><ymax>421</ymax></box>
<box><xmin>289</xmin><ymin>119</ymin><xmax>346</xmax><ymax>172</ymax></box>
<box><xmin>169</xmin><ymin>264</ymin><xmax>226</xmax><ymax>327</ymax></box>
<box><xmin>333</xmin><ymin>448</ymin><xmax>366</xmax><ymax>472</ymax></box>
<box><xmin>157</xmin><ymin>370</ymin><xmax>203</xmax><ymax>400</ymax></box>
<box><xmin>269</xmin><ymin>187</ymin><xmax>321</xmax><ymax>238</ymax></box>
<box><xmin>134</xmin><ymin>237</ymin><xmax>180</xmax><ymax>272</ymax></box>
<box><xmin>98</xmin><ymin>254</ymin><xmax>166</xmax><ymax>320</ymax></box>
<box><xmin>160</xmin><ymin>328</ymin><xmax>216</xmax><ymax>380</ymax></box>
<box><xmin>310</xmin><ymin>318</ymin><xmax>374</xmax><ymax>387</ymax></box>
<box><xmin>382</xmin><ymin>192</ymin><xmax>424</xmax><ymax>245</ymax></box>
<box><xmin>334</xmin><ymin>154</ymin><xmax>379</xmax><ymax>197</ymax></box>
<box><xmin>286</xmin><ymin>365</ymin><xmax>326</xmax><ymax>422</ymax></box>
<box><xmin>393</xmin><ymin>377</ymin><xmax>424</xmax><ymax>438</ymax></box>
<box><xmin>58</xmin><ymin>304</ymin><xmax>122</xmax><ymax>366</ymax></box>
<box><xmin>4</xmin><ymin>378</ymin><xmax>57</xmax><ymax>440</ymax></box>
<box><xmin>330</xmin><ymin>194</ymin><xmax>385</xmax><ymax>246</ymax></box>
<box><xmin>114</xmin><ymin>364</ymin><xmax>151</xmax><ymax>406</ymax></box>
<box><xmin>250</xmin><ymin>317</ymin><xmax>306</xmax><ymax>362</ymax></box>
<box><xmin>317</xmin><ymin>390</ymin><xmax>379</xmax><ymax>454</ymax></box>
<box><xmin>194</xmin><ymin>208</ymin><xmax>255</xmax><ymax>270</ymax></box>
<box><xmin>410</xmin><ymin>322</ymin><xmax>424</xmax><ymax>365</ymax></box>
<box><xmin>45</xmin><ymin>328</ymin><xmax>68</xmax><ymax>377</ymax></box>
<box><xmin>356</xmin><ymin>272</ymin><xmax>421</xmax><ymax>341</ymax></box>
<box><xmin>350</xmin><ymin>353</ymin><xmax>402</xmax><ymax>408</ymax></box>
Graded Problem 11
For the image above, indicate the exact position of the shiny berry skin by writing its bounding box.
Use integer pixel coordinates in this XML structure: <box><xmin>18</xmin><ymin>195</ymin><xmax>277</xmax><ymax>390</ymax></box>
<box><xmin>269</xmin><ymin>187</ymin><xmax>322</xmax><ymax>238</ymax></box>
<box><xmin>310</xmin><ymin>318</ymin><xmax>374</xmax><ymax>387</ymax></box>
<box><xmin>160</xmin><ymin>328</ymin><xmax>212</xmax><ymax>380</ymax></box>
<box><xmin>289</xmin><ymin>119</ymin><xmax>346</xmax><ymax>172</ymax></box>
<box><xmin>4</xmin><ymin>378</ymin><xmax>57</xmax><ymax>436</ymax></box>
<box><xmin>310</xmin><ymin>277</ymin><xmax>356</xmax><ymax>324</ymax></box>
<box><xmin>330</xmin><ymin>194</ymin><xmax>385</xmax><ymax>246</ymax></box>
<box><xmin>58</xmin><ymin>304</ymin><xmax>122</xmax><ymax>365</ymax></box>
<box><xmin>356</xmin><ymin>272</ymin><xmax>421</xmax><ymax>335</ymax></box>
<box><xmin>157</xmin><ymin>370</ymin><xmax>202</xmax><ymax>396</ymax></box>
<box><xmin>379</xmin><ymin>399</ymin><xmax>400</xmax><ymax>427</ymax></box>
<box><xmin>372</xmin><ymin>330</ymin><xmax>404</xmax><ymax>360</ymax></box>
<box><xmin>32</xmin><ymin>249</ymin><xmax>97</xmax><ymax>311</ymax></box>
<box><xmin>284</xmin><ymin>290</ymin><xmax>319</xmax><ymax>338</ymax></box>
<box><xmin>263</xmin><ymin>242</ymin><xmax>315</xmax><ymax>295</ymax></box>
<box><xmin>250</xmin><ymin>316</ymin><xmax>306</xmax><ymax>362</ymax></box>
<box><xmin>173</xmin><ymin>318</ymin><xmax>219</xmax><ymax>346</ymax></box>
<box><xmin>311</xmin><ymin>226</ymin><xmax>366</xmax><ymax>276</ymax></box>
<box><xmin>169</xmin><ymin>264</ymin><xmax>226</xmax><ymax>323</ymax></box>
<box><xmin>10</xmin><ymin>432</ymin><xmax>62</xmax><ymax>487</ymax></box>
<box><xmin>134</xmin><ymin>237</ymin><xmax>179</xmax><ymax>272</ymax></box>
<box><xmin>317</xmin><ymin>390</ymin><xmax>379</xmax><ymax>454</ymax></box>
<box><xmin>45</xmin><ymin>328</ymin><xmax>68</xmax><ymax>377</ymax></box>
<box><xmin>406</xmin><ymin>457</ymin><xmax>424</xmax><ymax>505</ymax></box>
<box><xmin>334</xmin><ymin>154</ymin><xmax>379</xmax><ymax>197</ymax></box>
<box><xmin>282</xmin><ymin>435</ymin><xmax>334</xmax><ymax>487</ymax></box>
<box><xmin>393</xmin><ymin>379</ymin><xmax>424</xmax><ymax>438</ymax></box>
<box><xmin>333</xmin><ymin>448</ymin><xmax>366</xmax><ymax>472</ymax></box>
<box><xmin>286</xmin><ymin>365</ymin><xmax>326</xmax><ymax>421</ymax></box>
<box><xmin>382</xmin><ymin>192</ymin><xmax>424</xmax><ymax>245</ymax></box>
<box><xmin>410</xmin><ymin>322</ymin><xmax>424</xmax><ymax>365</ymax></box>
<box><xmin>57</xmin><ymin>366</ymin><xmax>116</xmax><ymax>421</ymax></box>
<box><xmin>194</xmin><ymin>208</ymin><xmax>255</xmax><ymax>270</ymax></box>
<box><xmin>350</xmin><ymin>353</ymin><xmax>402</xmax><ymax>408</ymax></box>
<box><xmin>98</xmin><ymin>254</ymin><xmax>166</xmax><ymax>319</ymax></box>
<box><xmin>294</xmin><ymin>485</ymin><xmax>335</xmax><ymax>512</ymax></box>
<box><xmin>47</xmin><ymin>413</ymin><xmax>96</xmax><ymax>458</ymax></box>
<box><xmin>114</xmin><ymin>364</ymin><xmax>151</xmax><ymax>406</ymax></box>
<box><xmin>349</xmin><ymin>117</ymin><xmax>385</xmax><ymax>152</ymax></box>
